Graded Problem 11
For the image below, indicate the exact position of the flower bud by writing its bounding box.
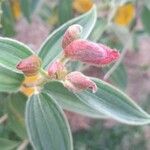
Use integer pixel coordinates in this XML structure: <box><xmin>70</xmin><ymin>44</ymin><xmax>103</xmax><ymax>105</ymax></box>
<box><xmin>62</xmin><ymin>24</ymin><xmax>83</xmax><ymax>49</ymax></box>
<box><xmin>16</xmin><ymin>55</ymin><xmax>41</xmax><ymax>76</ymax></box>
<box><xmin>64</xmin><ymin>39</ymin><xmax>120</xmax><ymax>66</ymax></box>
<box><xmin>64</xmin><ymin>71</ymin><xmax>97</xmax><ymax>93</ymax></box>
<box><xmin>48</xmin><ymin>60</ymin><xmax>67</xmax><ymax>79</ymax></box>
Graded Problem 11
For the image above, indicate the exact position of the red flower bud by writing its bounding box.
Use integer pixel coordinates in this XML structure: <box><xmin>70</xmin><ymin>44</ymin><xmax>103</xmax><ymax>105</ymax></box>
<box><xmin>64</xmin><ymin>39</ymin><xmax>120</xmax><ymax>66</ymax></box>
<box><xmin>64</xmin><ymin>71</ymin><xmax>97</xmax><ymax>93</ymax></box>
<box><xmin>48</xmin><ymin>60</ymin><xmax>67</xmax><ymax>79</ymax></box>
<box><xmin>16</xmin><ymin>55</ymin><xmax>41</xmax><ymax>76</ymax></box>
<box><xmin>62</xmin><ymin>24</ymin><xmax>83</xmax><ymax>49</ymax></box>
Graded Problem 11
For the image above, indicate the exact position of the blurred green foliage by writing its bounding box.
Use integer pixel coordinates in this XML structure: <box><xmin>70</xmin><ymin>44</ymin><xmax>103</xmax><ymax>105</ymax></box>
<box><xmin>74</xmin><ymin>121</ymin><xmax>147</xmax><ymax>150</ymax></box>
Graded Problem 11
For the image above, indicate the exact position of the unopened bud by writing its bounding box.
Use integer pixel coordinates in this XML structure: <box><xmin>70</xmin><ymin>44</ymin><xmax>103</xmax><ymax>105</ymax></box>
<box><xmin>16</xmin><ymin>55</ymin><xmax>41</xmax><ymax>76</ymax></box>
<box><xmin>62</xmin><ymin>24</ymin><xmax>83</xmax><ymax>49</ymax></box>
<box><xmin>64</xmin><ymin>39</ymin><xmax>120</xmax><ymax>66</ymax></box>
<box><xmin>48</xmin><ymin>60</ymin><xmax>67</xmax><ymax>79</ymax></box>
<box><xmin>64</xmin><ymin>71</ymin><xmax>97</xmax><ymax>93</ymax></box>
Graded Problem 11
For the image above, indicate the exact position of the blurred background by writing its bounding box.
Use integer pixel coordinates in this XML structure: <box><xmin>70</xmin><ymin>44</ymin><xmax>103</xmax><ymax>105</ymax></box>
<box><xmin>0</xmin><ymin>0</ymin><xmax>150</xmax><ymax>149</ymax></box>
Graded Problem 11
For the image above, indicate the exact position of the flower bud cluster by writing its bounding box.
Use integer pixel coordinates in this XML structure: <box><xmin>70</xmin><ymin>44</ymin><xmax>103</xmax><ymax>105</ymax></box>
<box><xmin>60</xmin><ymin>24</ymin><xmax>120</xmax><ymax>92</ymax></box>
<box><xmin>48</xmin><ymin>60</ymin><xmax>67</xmax><ymax>80</ymax></box>
<box><xmin>16</xmin><ymin>24</ymin><xmax>120</xmax><ymax>94</ymax></box>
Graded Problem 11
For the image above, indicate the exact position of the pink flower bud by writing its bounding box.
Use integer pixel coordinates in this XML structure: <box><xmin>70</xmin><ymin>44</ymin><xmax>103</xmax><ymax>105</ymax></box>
<box><xmin>48</xmin><ymin>60</ymin><xmax>67</xmax><ymax>79</ymax></box>
<box><xmin>16</xmin><ymin>55</ymin><xmax>41</xmax><ymax>76</ymax></box>
<box><xmin>64</xmin><ymin>39</ymin><xmax>120</xmax><ymax>66</ymax></box>
<box><xmin>64</xmin><ymin>71</ymin><xmax>97</xmax><ymax>93</ymax></box>
<box><xmin>62</xmin><ymin>24</ymin><xmax>83</xmax><ymax>49</ymax></box>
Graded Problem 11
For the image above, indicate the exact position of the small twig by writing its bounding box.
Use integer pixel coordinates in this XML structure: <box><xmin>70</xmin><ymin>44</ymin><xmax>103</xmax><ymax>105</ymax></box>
<box><xmin>0</xmin><ymin>114</ymin><xmax>8</xmax><ymax>124</ymax></box>
<box><xmin>17</xmin><ymin>139</ymin><xmax>29</xmax><ymax>150</ymax></box>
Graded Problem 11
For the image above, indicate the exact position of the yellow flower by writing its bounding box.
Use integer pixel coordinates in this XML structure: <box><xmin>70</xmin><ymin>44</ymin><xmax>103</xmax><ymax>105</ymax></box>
<box><xmin>73</xmin><ymin>0</ymin><xmax>93</xmax><ymax>13</ymax></box>
<box><xmin>10</xmin><ymin>0</ymin><xmax>21</xmax><ymax>20</ymax></box>
<box><xmin>20</xmin><ymin>75</ymin><xmax>40</xmax><ymax>96</ymax></box>
<box><xmin>113</xmin><ymin>3</ymin><xmax>135</xmax><ymax>26</ymax></box>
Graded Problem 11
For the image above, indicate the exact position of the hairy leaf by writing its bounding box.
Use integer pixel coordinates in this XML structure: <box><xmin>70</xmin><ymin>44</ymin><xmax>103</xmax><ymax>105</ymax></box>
<box><xmin>0</xmin><ymin>37</ymin><xmax>34</xmax><ymax>72</ymax></box>
<box><xmin>43</xmin><ymin>81</ymin><xmax>107</xmax><ymax>118</ymax></box>
<box><xmin>58</xmin><ymin>0</ymin><xmax>72</xmax><ymax>24</ymax></box>
<box><xmin>0</xmin><ymin>66</ymin><xmax>24</xmax><ymax>92</ymax></box>
<box><xmin>25</xmin><ymin>92</ymin><xmax>73</xmax><ymax>150</ymax></box>
<box><xmin>7</xmin><ymin>92</ymin><xmax>27</xmax><ymax>139</ymax></box>
<box><xmin>76</xmin><ymin>78</ymin><xmax>150</xmax><ymax>125</ymax></box>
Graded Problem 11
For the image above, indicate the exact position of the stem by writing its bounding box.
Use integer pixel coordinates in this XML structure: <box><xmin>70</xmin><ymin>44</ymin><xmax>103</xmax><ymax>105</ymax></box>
<box><xmin>17</xmin><ymin>140</ymin><xmax>29</xmax><ymax>150</ymax></box>
<box><xmin>0</xmin><ymin>114</ymin><xmax>8</xmax><ymax>124</ymax></box>
<box><xmin>104</xmin><ymin>47</ymin><xmax>127</xmax><ymax>80</ymax></box>
<box><xmin>40</xmin><ymin>69</ymin><xmax>49</xmax><ymax>79</ymax></box>
<box><xmin>103</xmin><ymin>35</ymin><xmax>132</xmax><ymax>80</ymax></box>
<box><xmin>59</xmin><ymin>54</ymin><xmax>69</xmax><ymax>65</ymax></box>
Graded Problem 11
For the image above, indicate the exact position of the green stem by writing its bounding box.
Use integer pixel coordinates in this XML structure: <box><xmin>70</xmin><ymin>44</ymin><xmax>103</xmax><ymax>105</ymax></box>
<box><xmin>103</xmin><ymin>31</ymin><xmax>133</xmax><ymax>80</ymax></box>
<box><xmin>59</xmin><ymin>54</ymin><xmax>69</xmax><ymax>65</ymax></box>
<box><xmin>40</xmin><ymin>68</ymin><xmax>49</xmax><ymax>79</ymax></box>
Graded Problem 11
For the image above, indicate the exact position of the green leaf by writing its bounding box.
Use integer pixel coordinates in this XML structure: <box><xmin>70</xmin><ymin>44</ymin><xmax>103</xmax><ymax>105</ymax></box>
<box><xmin>20</xmin><ymin>0</ymin><xmax>41</xmax><ymax>22</ymax></box>
<box><xmin>0</xmin><ymin>37</ymin><xmax>34</xmax><ymax>72</ymax></box>
<box><xmin>89</xmin><ymin>17</ymin><xmax>107</xmax><ymax>42</ymax></box>
<box><xmin>20</xmin><ymin>0</ymin><xmax>31</xmax><ymax>21</ymax></box>
<box><xmin>43</xmin><ymin>81</ymin><xmax>107</xmax><ymax>118</ymax></box>
<box><xmin>0</xmin><ymin>138</ymin><xmax>20</xmax><ymax>150</ymax></box>
<box><xmin>109</xmin><ymin>64</ymin><xmax>127</xmax><ymax>90</ymax></box>
<box><xmin>144</xmin><ymin>0</ymin><xmax>150</xmax><ymax>10</ymax></box>
<box><xmin>7</xmin><ymin>92</ymin><xmax>27</xmax><ymax>139</ymax></box>
<box><xmin>76</xmin><ymin>78</ymin><xmax>150</xmax><ymax>125</ymax></box>
<box><xmin>0</xmin><ymin>92</ymin><xmax>8</xmax><ymax>114</ymax></box>
<box><xmin>1</xmin><ymin>0</ymin><xmax>15</xmax><ymax>36</ymax></box>
<box><xmin>58</xmin><ymin>0</ymin><xmax>72</xmax><ymax>24</ymax></box>
<box><xmin>20</xmin><ymin>0</ymin><xmax>41</xmax><ymax>21</ymax></box>
<box><xmin>103</xmin><ymin>63</ymin><xmax>127</xmax><ymax>90</ymax></box>
<box><xmin>25</xmin><ymin>92</ymin><xmax>73</xmax><ymax>150</ymax></box>
<box><xmin>0</xmin><ymin>66</ymin><xmax>24</xmax><ymax>92</ymax></box>
<box><xmin>38</xmin><ymin>5</ymin><xmax>97</xmax><ymax>69</ymax></box>
<box><xmin>30</xmin><ymin>0</ymin><xmax>41</xmax><ymax>13</ymax></box>
<box><xmin>141</xmin><ymin>6</ymin><xmax>150</xmax><ymax>34</ymax></box>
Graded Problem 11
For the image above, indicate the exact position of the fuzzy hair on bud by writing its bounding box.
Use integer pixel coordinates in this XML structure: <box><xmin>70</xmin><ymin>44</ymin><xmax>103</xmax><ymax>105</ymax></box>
<box><xmin>64</xmin><ymin>71</ymin><xmax>97</xmax><ymax>93</ymax></box>
<box><xmin>62</xmin><ymin>24</ymin><xmax>83</xmax><ymax>49</ymax></box>
<box><xmin>48</xmin><ymin>60</ymin><xmax>67</xmax><ymax>79</ymax></box>
<box><xmin>16</xmin><ymin>55</ymin><xmax>41</xmax><ymax>76</ymax></box>
<box><xmin>64</xmin><ymin>39</ymin><xmax>120</xmax><ymax>66</ymax></box>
